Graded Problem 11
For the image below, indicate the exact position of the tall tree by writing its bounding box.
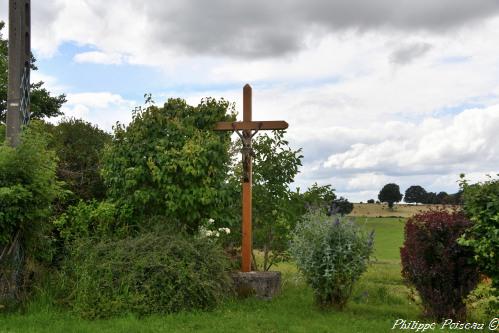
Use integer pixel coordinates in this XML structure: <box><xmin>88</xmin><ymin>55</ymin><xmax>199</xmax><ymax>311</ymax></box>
<box><xmin>250</xmin><ymin>130</ymin><xmax>303</xmax><ymax>271</ymax></box>
<box><xmin>378</xmin><ymin>183</ymin><xmax>403</xmax><ymax>209</ymax></box>
<box><xmin>329</xmin><ymin>197</ymin><xmax>354</xmax><ymax>216</ymax></box>
<box><xmin>47</xmin><ymin>118</ymin><xmax>112</xmax><ymax>202</ymax></box>
<box><xmin>0</xmin><ymin>21</ymin><xmax>66</xmax><ymax>124</ymax></box>
<box><xmin>404</xmin><ymin>185</ymin><xmax>427</xmax><ymax>204</ymax></box>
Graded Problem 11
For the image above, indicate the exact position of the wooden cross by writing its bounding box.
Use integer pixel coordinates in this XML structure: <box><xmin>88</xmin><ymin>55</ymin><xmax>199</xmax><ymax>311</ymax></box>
<box><xmin>214</xmin><ymin>84</ymin><xmax>288</xmax><ymax>272</ymax></box>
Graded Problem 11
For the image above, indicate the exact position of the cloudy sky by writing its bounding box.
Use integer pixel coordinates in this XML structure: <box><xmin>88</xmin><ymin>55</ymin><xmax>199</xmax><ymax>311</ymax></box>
<box><xmin>2</xmin><ymin>0</ymin><xmax>499</xmax><ymax>201</ymax></box>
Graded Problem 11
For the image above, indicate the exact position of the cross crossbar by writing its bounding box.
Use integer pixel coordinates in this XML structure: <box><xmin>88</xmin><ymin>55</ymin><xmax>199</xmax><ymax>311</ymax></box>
<box><xmin>214</xmin><ymin>121</ymin><xmax>288</xmax><ymax>131</ymax></box>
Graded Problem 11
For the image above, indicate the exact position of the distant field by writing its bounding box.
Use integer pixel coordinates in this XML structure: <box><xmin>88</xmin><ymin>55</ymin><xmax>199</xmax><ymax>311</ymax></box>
<box><xmin>350</xmin><ymin>203</ymin><xmax>458</xmax><ymax>218</ymax></box>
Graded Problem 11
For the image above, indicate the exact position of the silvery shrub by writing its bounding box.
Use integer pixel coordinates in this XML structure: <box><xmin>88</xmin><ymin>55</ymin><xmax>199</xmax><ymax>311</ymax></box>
<box><xmin>289</xmin><ymin>212</ymin><xmax>374</xmax><ymax>309</ymax></box>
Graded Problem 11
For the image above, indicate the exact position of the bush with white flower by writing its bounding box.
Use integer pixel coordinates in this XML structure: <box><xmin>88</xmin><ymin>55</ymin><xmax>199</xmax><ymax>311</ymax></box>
<box><xmin>199</xmin><ymin>218</ymin><xmax>231</xmax><ymax>240</ymax></box>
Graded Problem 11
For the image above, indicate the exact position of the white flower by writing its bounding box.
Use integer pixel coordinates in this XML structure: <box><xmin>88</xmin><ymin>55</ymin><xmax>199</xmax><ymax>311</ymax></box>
<box><xmin>214</xmin><ymin>231</ymin><xmax>220</xmax><ymax>237</ymax></box>
<box><xmin>218</xmin><ymin>227</ymin><xmax>231</xmax><ymax>234</ymax></box>
<box><xmin>205</xmin><ymin>230</ymin><xmax>214</xmax><ymax>237</ymax></box>
<box><xmin>208</xmin><ymin>218</ymin><xmax>215</xmax><ymax>225</ymax></box>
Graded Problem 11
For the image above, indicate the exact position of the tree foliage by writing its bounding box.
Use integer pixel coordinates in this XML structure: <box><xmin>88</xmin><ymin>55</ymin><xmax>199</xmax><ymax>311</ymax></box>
<box><xmin>378</xmin><ymin>183</ymin><xmax>403</xmax><ymax>209</ymax></box>
<box><xmin>0</xmin><ymin>121</ymin><xmax>60</xmax><ymax>253</ymax></box>
<box><xmin>250</xmin><ymin>130</ymin><xmax>303</xmax><ymax>271</ymax></box>
<box><xmin>458</xmin><ymin>175</ymin><xmax>499</xmax><ymax>308</ymax></box>
<box><xmin>101</xmin><ymin>98</ymin><xmax>235</xmax><ymax>234</ymax></box>
<box><xmin>0</xmin><ymin>22</ymin><xmax>66</xmax><ymax>123</ymax></box>
<box><xmin>329</xmin><ymin>197</ymin><xmax>354</xmax><ymax>216</ymax></box>
<box><xmin>404</xmin><ymin>185</ymin><xmax>427</xmax><ymax>204</ymax></box>
<box><xmin>47</xmin><ymin>118</ymin><xmax>111</xmax><ymax>202</ymax></box>
<box><xmin>302</xmin><ymin>182</ymin><xmax>336</xmax><ymax>212</ymax></box>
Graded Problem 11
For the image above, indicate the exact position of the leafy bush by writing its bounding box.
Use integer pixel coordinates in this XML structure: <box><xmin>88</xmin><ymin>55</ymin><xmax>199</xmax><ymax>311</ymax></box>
<box><xmin>401</xmin><ymin>209</ymin><xmax>479</xmax><ymax>320</ymax></box>
<box><xmin>47</xmin><ymin>118</ymin><xmax>111</xmax><ymax>202</ymax></box>
<box><xmin>289</xmin><ymin>212</ymin><xmax>374</xmax><ymax>309</ymax></box>
<box><xmin>0</xmin><ymin>121</ymin><xmax>60</xmax><ymax>255</ymax></box>
<box><xmin>101</xmin><ymin>98</ymin><xmax>235</xmax><ymax>233</ymax></box>
<box><xmin>58</xmin><ymin>232</ymin><xmax>232</xmax><ymax>318</ymax></box>
<box><xmin>458</xmin><ymin>176</ymin><xmax>499</xmax><ymax>310</ymax></box>
<box><xmin>53</xmin><ymin>200</ymin><xmax>130</xmax><ymax>246</ymax></box>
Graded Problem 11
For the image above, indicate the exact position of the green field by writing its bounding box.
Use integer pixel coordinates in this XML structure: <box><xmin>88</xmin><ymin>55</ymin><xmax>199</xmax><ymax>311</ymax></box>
<box><xmin>0</xmin><ymin>218</ymin><xmax>489</xmax><ymax>332</ymax></box>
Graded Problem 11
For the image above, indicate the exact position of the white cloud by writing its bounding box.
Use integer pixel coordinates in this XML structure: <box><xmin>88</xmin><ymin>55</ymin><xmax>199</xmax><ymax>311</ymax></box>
<box><xmin>51</xmin><ymin>92</ymin><xmax>137</xmax><ymax>132</ymax></box>
<box><xmin>73</xmin><ymin>51</ymin><xmax>125</xmax><ymax>65</ymax></box>
<box><xmin>304</xmin><ymin>105</ymin><xmax>499</xmax><ymax>201</ymax></box>
<box><xmin>323</xmin><ymin>105</ymin><xmax>499</xmax><ymax>174</ymax></box>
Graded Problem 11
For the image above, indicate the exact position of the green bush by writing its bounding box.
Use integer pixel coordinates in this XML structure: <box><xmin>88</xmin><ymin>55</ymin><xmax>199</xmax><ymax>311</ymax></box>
<box><xmin>459</xmin><ymin>175</ymin><xmax>499</xmax><ymax>310</ymax></box>
<box><xmin>0</xmin><ymin>121</ymin><xmax>60</xmax><ymax>257</ymax></box>
<box><xmin>101</xmin><ymin>98</ymin><xmax>235</xmax><ymax>234</ymax></box>
<box><xmin>59</xmin><ymin>232</ymin><xmax>232</xmax><ymax>318</ymax></box>
<box><xmin>47</xmin><ymin>118</ymin><xmax>111</xmax><ymax>202</ymax></box>
<box><xmin>289</xmin><ymin>212</ymin><xmax>374</xmax><ymax>309</ymax></box>
<box><xmin>53</xmin><ymin>200</ymin><xmax>130</xmax><ymax>246</ymax></box>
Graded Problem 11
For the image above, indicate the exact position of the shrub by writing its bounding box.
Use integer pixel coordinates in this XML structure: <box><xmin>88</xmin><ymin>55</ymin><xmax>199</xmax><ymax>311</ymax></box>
<box><xmin>289</xmin><ymin>212</ymin><xmax>374</xmax><ymax>309</ymax></box>
<box><xmin>458</xmin><ymin>176</ymin><xmax>499</xmax><ymax>311</ymax></box>
<box><xmin>0</xmin><ymin>121</ymin><xmax>60</xmax><ymax>257</ymax></box>
<box><xmin>400</xmin><ymin>209</ymin><xmax>479</xmax><ymax>320</ymax></box>
<box><xmin>58</xmin><ymin>231</ymin><xmax>232</xmax><ymax>319</ymax></box>
<box><xmin>101</xmin><ymin>98</ymin><xmax>235</xmax><ymax>234</ymax></box>
<box><xmin>0</xmin><ymin>122</ymin><xmax>60</xmax><ymax>304</ymax></box>
<box><xmin>53</xmin><ymin>200</ymin><xmax>130</xmax><ymax>246</ymax></box>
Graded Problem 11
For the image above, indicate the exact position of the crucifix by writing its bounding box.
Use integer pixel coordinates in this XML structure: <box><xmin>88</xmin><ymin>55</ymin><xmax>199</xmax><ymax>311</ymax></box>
<box><xmin>215</xmin><ymin>84</ymin><xmax>288</xmax><ymax>272</ymax></box>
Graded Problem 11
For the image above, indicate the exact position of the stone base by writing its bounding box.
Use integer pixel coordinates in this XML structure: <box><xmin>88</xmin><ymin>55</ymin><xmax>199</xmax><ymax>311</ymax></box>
<box><xmin>231</xmin><ymin>271</ymin><xmax>281</xmax><ymax>300</ymax></box>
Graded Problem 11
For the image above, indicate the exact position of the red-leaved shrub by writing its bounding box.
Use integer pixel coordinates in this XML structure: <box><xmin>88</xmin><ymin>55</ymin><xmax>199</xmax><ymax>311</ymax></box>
<box><xmin>400</xmin><ymin>209</ymin><xmax>479</xmax><ymax>320</ymax></box>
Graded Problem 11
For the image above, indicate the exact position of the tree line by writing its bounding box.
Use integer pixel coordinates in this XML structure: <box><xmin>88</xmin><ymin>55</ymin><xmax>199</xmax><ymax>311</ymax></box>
<box><xmin>371</xmin><ymin>183</ymin><xmax>463</xmax><ymax>208</ymax></box>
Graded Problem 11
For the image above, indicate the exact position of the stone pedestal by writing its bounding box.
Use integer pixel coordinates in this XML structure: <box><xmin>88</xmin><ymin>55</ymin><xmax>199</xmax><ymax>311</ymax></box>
<box><xmin>231</xmin><ymin>271</ymin><xmax>281</xmax><ymax>299</ymax></box>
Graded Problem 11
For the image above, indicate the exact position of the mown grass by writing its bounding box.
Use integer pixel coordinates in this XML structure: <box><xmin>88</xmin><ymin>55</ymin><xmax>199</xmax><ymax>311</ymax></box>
<box><xmin>0</xmin><ymin>217</ymin><xmax>490</xmax><ymax>333</ymax></box>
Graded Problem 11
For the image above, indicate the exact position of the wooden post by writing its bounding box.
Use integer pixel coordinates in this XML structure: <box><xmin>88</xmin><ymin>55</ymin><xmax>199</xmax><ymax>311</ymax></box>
<box><xmin>241</xmin><ymin>84</ymin><xmax>252</xmax><ymax>272</ymax></box>
<box><xmin>6</xmin><ymin>0</ymin><xmax>30</xmax><ymax>147</ymax></box>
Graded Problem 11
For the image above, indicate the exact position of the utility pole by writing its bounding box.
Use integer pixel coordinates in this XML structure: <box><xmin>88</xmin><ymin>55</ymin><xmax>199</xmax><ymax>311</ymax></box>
<box><xmin>6</xmin><ymin>0</ymin><xmax>31</xmax><ymax>147</ymax></box>
<box><xmin>0</xmin><ymin>0</ymin><xmax>30</xmax><ymax>304</ymax></box>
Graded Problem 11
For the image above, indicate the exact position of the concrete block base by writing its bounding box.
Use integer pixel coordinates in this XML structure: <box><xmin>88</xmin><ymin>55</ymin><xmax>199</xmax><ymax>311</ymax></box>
<box><xmin>231</xmin><ymin>271</ymin><xmax>281</xmax><ymax>300</ymax></box>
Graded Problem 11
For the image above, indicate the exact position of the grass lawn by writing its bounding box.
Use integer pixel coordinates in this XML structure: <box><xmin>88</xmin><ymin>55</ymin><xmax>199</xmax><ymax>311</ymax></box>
<box><xmin>0</xmin><ymin>218</ymin><xmax>489</xmax><ymax>332</ymax></box>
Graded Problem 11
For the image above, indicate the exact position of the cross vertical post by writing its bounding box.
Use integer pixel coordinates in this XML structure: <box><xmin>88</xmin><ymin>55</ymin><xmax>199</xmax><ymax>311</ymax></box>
<box><xmin>241</xmin><ymin>84</ymin><xmax>252</xmax><ymax>272</ymax></box>
<box><xmin>214</xmin><ymin>84</ymin><xmax>288</xmax><ymax>272</ymax></box>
